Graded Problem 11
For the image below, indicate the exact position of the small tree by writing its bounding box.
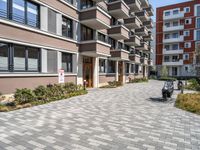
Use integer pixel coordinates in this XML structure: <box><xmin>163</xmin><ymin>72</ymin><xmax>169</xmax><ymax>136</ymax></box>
<box><xmin>160</xmin><ymin>65</ymin><xmax>168</xmax><ymax>77</ymax></box>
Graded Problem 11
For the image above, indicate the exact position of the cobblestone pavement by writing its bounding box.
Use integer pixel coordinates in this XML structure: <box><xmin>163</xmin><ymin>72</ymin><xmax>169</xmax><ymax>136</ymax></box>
<box><xmin>0</xmin><ymin>80</ymin><xmax>200</xmax><ymax>150</ymax></box>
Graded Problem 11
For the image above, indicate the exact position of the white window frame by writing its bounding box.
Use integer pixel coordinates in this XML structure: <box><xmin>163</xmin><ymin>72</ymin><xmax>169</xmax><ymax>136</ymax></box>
<box><xmin>185</xmin><ymin>18</ymin><xmax>192</xmax><ymax>25</ymax></box>
<box><xmin>184</xmin><ymin>7</ymin><xmax>190</xmax><ymax>13</ymax></box>
<box><xmin>195</xmin><ymin>4</ymin><xmax>200</xmax><ymax>16</ymax></box>
<box><xmin>183</xmin><ymin>54</ymin><xmax>189</xmax><ymax>60</ymax></box>
<box><xmin>184</xmin><ymin>42</ymin><xmax>191</xmax><ymax>48</ymax></box>
<box><xmin>184</xmin><ymin>30</ymin><xmax>190</xmax><ymax>36</ymax></box>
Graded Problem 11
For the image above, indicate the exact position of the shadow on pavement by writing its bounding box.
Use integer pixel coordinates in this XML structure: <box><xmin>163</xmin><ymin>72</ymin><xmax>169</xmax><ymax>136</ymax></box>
<box><xmin>148</xmin><ymin>97</ymin><xmax>175</xmax><ymax>104</ymax></box>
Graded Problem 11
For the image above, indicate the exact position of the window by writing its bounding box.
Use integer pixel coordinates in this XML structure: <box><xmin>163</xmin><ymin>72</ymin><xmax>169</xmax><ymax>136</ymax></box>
<box><xmin>165</xmin><ymin>34</ymin><xmax>170</xmax><ymax>39</ymax></box>
<box><xmin>99</xmin><ymin>59</ymin><xmax>106</xmax><ymax>73</ymax></box>
<box><xmin>118</xmin><ymin>42</ymin><xmax>123</xmax><ymax>49</ymax></box>
<box><xmin>131</xmin><ymin>64</ymin><xmax>135</xmax><ymax>73</ymax></box>
<box><xmin>81</xmin><ymin>25</ymin><xmax>93</xmax><ymax>41</ymax></box>
<box><xmin>27</xmin><ymin>1</ymin><xmax>39</xmax><ymax>27</ymax></box>
<box><xmin>184</xmin><ymin>30</ymin><xmax>190</xmax><ymax>36</ymax></box>
<box><xmin>185</xmin><ymin>42</ymin><xmax>191</xmax><ymax>48</ymax></box>
<box><xmin>108</xmin><ymin>60</ymin><xmax>115</xmax><ymax>73</ymax></box>
<box><xmin>172</xmin><ymin>56</ymin><xmax>179</xmax><ymax>62</ymax></box>
<box><xmin>48</xmin><ymin>9</ymin><xmax>57</xmax><ymax>33</ymax></box>
<box><xmin>185</xmin><ymin>66</ymin><xmax>188</xmax><ymax>72</ymax></box>
<box><xmin>164</xmin><ymin>56</ymin><xmax>170</xmax><ymax>62</ymax></box>
<box><xmin>62</xmin><ymin>52</ymin><xmax>72</xmax><ymax>72</ymax></box>
<box><xmin>12</xmin><ymin>0</ymin><xmax>25</xmax><ymax>24</ymax></box>
<box><xmin>196</xmin><ymin>5</ymin><xmax>200</xmax><ymax>16</ymax></box>
<box><xmin>108</xmin><ymin>37</ymin><xmax>116</xmax><ymax>49</ymax></box>
<box><xmin>185</xmin><ymin>19</ymin><xmax>191</xmax><ymax>24</ymax></box>
<box><xmin>172</xmin><ymin>44</ymin><xmax>179</xmax><ymax>50</ymax></box>
<box><xmin>165</xmin><ymin>22</ymin><xmax>170</xmax><ymax>27</ymax></box>
<box><xmin>125</xmin><ymin>63</ymin><xmax>129</xmax><ymax>74</ymax></box>
<box><xmin>135</xmin><ymin>64</ymin><xmax>139</xmax><ymax>74</ymax></box>
<box><xmin>81</xmin><ymin>0</ymin><xmax>94</xmax><ymax>9</ymax></box>
<box><xmin>124</xmin><ymin>45</ymin><xmax>130</xmax><ymax>51</ymax></box>
<box><xmin>196</xmin><ymin>30</ymin><xmax>200</xmax><ymax>40</ymax></box>
<box><xmin>173</xmin><ymin>21</ymin><xmax>178</xmax><ymax>26</ymax></box>
<box><xmin>172</xmin><ymin>33</ymin><xmax>179</xmax><ymax>38</ymax></box>
<box><xmin>64</xmin><ymin>0</ymin><xmax>73</xmax><ymax>5</ymax></box>
<box><xmin>164</xmin><ymin>45</ymin><xmax>170</xmax><ymax>50</ymax></box>
<box><xmin>0</xmin><ymin>0</ymin><xmax>7</xmax><ymax>18</ymax></box>
<box><xmin>172</xmin><ymin>67</ymin><xmax>178</xmax><ymax>76</ymax></box>
<box><xmin>0</xmin><ymin>43</ymin><xmax>8</xmax><ymax>71</ymax></box>
<box><xmin>196</xmin><ymin>18</ymin><xmax>200</xmax><ymax>28</ymax></box>
<box><xmin>184</xmin><ymin>7</ymin><xmax>190</xmax><ymax>13</ymax></box>
<box><xmin>62</xmin><ymin>17</ymin><xmax>73</xmax><ymax>38</ymax></box>
<box><xmin>13</xmin><ymin>45</ymin><xmax>40</xmax><ymax>71</ymax></box>
<box><xmin>173</xmin><ymin>9</ymin><xmax>179</xmax><ymax>15</ymax></box>
<box><xmin>98</xmin><ymin>33</ymin><xmax>106</xmax><ymax>43</ymax></box>
<box><xmin>165</xmin><ymin>11</ymin><xmax>170</xmax><ymax>16</ymax></box>
<box><xmin>183</xmin><ymin>54</ymin><xmax>189</xmax><ymax>60</ymax></box>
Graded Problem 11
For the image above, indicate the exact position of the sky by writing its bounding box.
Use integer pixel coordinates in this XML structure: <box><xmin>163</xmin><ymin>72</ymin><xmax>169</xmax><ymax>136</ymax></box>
<box><xmin>149</xmin><ymin>0</ymin><xmax>191</xmax><ymax>21</ymax></box>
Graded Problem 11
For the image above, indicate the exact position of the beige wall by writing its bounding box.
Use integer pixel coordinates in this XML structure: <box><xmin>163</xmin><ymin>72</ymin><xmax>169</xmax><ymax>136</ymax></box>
<box><xmin>0</xmin><ymin>76</ymin><xmax>77</xmax><ymax>94</ymax></box>
<box><xmin>99</xmin><ymin>74</ymin><xmax>116</xmax><ymax>84</ymax></box>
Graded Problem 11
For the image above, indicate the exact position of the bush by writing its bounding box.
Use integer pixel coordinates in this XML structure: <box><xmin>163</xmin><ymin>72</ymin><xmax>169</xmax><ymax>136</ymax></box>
<box><xmin>33</xmin><ymin>85</ymin><xmax>47</xmax><ymax>101</ymax></box>
<box><xmin>130</xmin><ymin>78</ymin><xmax>148</xmax><ymax>83</ymax></box>
<box><xmin>14</xmin><ymin>88</ymin><xmax>36</xmax><ymax>105</ymax></box>
<box><xmin>63</xmin><ymin>82</ymin><xmax>78</xmax><ymax>93</ymax></box>
<box><xmin>175</xmin><ymin>93</ymin><xmax>200</xmax><ymax>114</ymax></box>
<box><xmin>158</xmin><ymin>77</ymin><xmax>176</xmax><ymax>81</ymax></box>
<box><xmin>185</xmin><ymin>79</ymin><xmax>200</xmax><ymax>91</ymax></box>
<box><xmin>100</xmin><ymin>81</ymin><xmax>122</xmax><ymax>88</ymax></box>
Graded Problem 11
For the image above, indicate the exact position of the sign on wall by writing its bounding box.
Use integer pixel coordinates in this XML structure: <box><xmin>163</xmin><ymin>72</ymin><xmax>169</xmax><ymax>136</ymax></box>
<box><xmin>58</xmin><ymin>69</ymin><xmax>65</xmax><ymax>83</ymax></box>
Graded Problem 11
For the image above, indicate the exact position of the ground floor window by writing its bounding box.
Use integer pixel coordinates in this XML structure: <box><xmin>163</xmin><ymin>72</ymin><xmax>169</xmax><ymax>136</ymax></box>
<box><xmin>0</xmin><ymin>42</ymin><xmax>40</xmax><ymax>72</ymax></box>
<box><xmin>135</xmin><ymin>64</ymin><xmax>139</xmax><ymax>74</ymax></box>
<box><xmin>131</xmin><ymin>64</ymin><xmax>135</xmax><ymax>73</ymax></box>
<box><xmin>172</xmin><ymin>67</ymin><xmax>178</xmax><ymax>76</ymax></box>
<box><xmin>62</xmin><ymin>52</ymin><xmax>72</xmax><ymax>73</ymax></box>
<box><xmin>125</xmin><ymin>63</ymin><xmax>129</xmax><ymax>74</ymax></box>
<box><xmin>99</xmin><ymin>59</ymin><xmax>106</xmax><ymax>73</ymax></box>
<box><xmin>108</xmin><ymin>60</ymin><xmax>115</xmax><ymax>73</ymax></box>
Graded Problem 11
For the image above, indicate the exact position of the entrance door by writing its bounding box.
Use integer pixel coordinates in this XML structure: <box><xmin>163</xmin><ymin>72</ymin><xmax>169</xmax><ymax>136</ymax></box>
<box><xmin>172</xmin><ymin>67</ymin><xmax>178</xmax><ymax>76</ymax></box>
<box><xmin>118</xmin><ymin>61</ymin><xmax>123</xmax><ymax>83</ymax></box>
<box><xmin>83</xmin><ymin>57</ymin><xmax>93</xmax><ymax>87</ymax></box>
<box><xmin>143</xmin><ymin>66</ymin><xmax>146</xmax><ymax>77</ymax></box>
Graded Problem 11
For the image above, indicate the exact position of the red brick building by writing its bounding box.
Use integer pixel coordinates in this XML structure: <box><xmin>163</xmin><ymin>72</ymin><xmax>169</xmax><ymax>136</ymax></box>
<box><xmin>156</xmin><ymin>0</ymin><xmax>200</xmax><ymax>77</ymax></box>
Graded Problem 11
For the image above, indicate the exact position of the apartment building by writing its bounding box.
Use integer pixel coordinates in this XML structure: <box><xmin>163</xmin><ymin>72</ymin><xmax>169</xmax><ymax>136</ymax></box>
<box><xmin>0</xmin><ymin>0</ymin><xmax>153</xmax><ymax>94</ymax></box>
<box><xmin>156</xmin><ymin>0</ymin><xmax>200</xmax><ymax>77</ymax></box>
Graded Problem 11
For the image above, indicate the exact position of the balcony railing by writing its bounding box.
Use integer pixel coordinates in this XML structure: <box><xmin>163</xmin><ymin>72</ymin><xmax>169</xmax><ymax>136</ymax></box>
<box><xmin>108</xmin><ymin>24</ymin><xmax>129</xmax><ymax>40</ymax></box>
<box><xmin>163</xmin><ymin>36</ymin><xmax>184</xmax><ymax>43</ymax></box>
<box><xmin>135</xmin><ymin>10</ymin><xmax>149</xmax><ymax>22</ymax></box>
<box><xmin>123</xmin><ymin>0</ymin><xmax>141</xmax><ymax>12</ymax></box>
<box><xmin>163</xmin><ymin>59</ymin><xmax>183</xmax><ymax>66</ymax></box>
<box><xmin>163</xmin><ymin>11</ymin><xmax>184</xmax><ymax>20</ymax></box>
<box><xmin>124</xmin><ymin>16</ymin><xmax>142</xmax><ymax>29</ymax></box>
<box><xmin>163</xmin><ymin>25</ymin><xmax>184</xmax><ymax>32</ymax></box>
<box><xmin>124</xmin><ymin>35</ymin><xmax>141</xmax><ymax>46</ymax></box>
<box><xmin>163</xmin><ymin>48</ymin><xmax>183</xmax><ymax>54</ymax></box>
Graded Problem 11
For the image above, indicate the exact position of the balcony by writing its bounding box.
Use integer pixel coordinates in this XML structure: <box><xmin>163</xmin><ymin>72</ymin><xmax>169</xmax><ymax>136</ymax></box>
<box><xmin>135</xmin><ymin>42</ymin><xmax>148</xmax><ymax>51</ymax></box>
<box><xmin>148</xmin><ymin>59</ymin><xmax>153</xmax><ymax>66</ymax></box>
<box><xmin>163</xmin><ymin>11</ymin><xmax>184</xmax><ymax>20</ymax></box>
<box><xmin>140</xmin><ymin>0</ymin><xmax>149</xmax><ymax>8</ymax></box>
<box><xmin>79</xmin><ymin>40</ymin><xmax>111</xmax><ymax>57</ymax></box>
<box><xmin>143</xmin><ymin>5</ymin><xmax>154</xmax><ymax>16</ymax></box>
<box><xmin>129</xmin><ymin>54</ymin><xmax>141</xmax><ymax>63</ymax></box>
<box><xmin>143</xmin><ymin>19</ymin><xmax>153</xmax><ymax>29</ymax></box>
<box><xmin>143</xmin><ymin>34</ymin><xmax>153</xmax><ymax>41</ymax></box>
<box><xmin>163</xmin><ymin>25</ymin><xmax>184</xmax><ymax>32</ymax></box>
<box><xmin>163</xmin><ymin>59</ymin><xmax>183</xmax><ymax>66</ymax></box>
<box><xmin>107</xmin><ymin>0</ymin><xmax>130</xmax><ymax>19</ymax></box>
<box><xmin>163</xmin><ymin>49</ymin><xmax>183</xmax><ymax>55</ymax></box>
<box><xmin>140</xmin><ymin>57</ymin><xmax>148</xmax><ymax>65</ymax></box>
<box><xmin>124</xmin><ymin>35</ymin><xmax>141</xmax><ymax>46</ymax></box>
<box><xmin>163</xmin><ymin>36</ymin><xmax>184</xmax><ymax>43</ymax></box>
<box><xmin>80</xmin><ymin>6</ymin><xmax>111</xmax><ymax>30</ymax></box>
<box><xmin>124</xmin><ymin>0</ymin><xmax>141</xmax><ymax>12</ymax></box>
<box><xmin>110</xmin><ymin>49</ymin><xmax>130</xmax><ymax>61</ymax></box>
<box><xmin>124</xmin><ymin>16</ymin><xmax>142</xmax><ymax>29</ymax></box>
<box><xmin>135</xmin><ymin>10</ymin><xmax>149</xmax><ymax>22</ymax></box>
<box><xmin>108</xmin><ymin>25</ymin><xmax>129</xmax><ymax>40</ymax></box>
<box><xmin>135</xmin><ymin>26</ymin><xmax>149</xmax><ymax>36</ymax></box>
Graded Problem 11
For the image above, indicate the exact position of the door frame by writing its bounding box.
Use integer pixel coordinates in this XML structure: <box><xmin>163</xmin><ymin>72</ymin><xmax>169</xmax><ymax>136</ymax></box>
<box><xmin>82</xmin><ymin>57</ymin><xmax>93</xmax><ymax>87</ymax></box>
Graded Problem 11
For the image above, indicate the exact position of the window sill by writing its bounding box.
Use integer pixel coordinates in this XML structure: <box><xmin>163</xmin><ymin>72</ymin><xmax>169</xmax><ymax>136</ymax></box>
<box><xmin>99</xmin><ymin>73</ymin><xmax>116</xmax><ymax>76</ymax></box>
<box><xmin>0</xmin><ymin>73</ymin><xmax>77</xmax><ymax>77</ymax></box>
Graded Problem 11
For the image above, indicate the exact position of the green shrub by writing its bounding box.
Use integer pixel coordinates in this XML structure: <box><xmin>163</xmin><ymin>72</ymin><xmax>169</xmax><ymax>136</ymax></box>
<box><xmin>158</xmin><ymin>77</ymin><xmax>176</xmax><ymax>81</ymax></box>
<box><xmin>175</xmin><ymin>93</ymin><xmax>200</xmax><ymax>114</ymax></box>
<box><xmin>185</xmin><ymin>79</ymin><xmax>200</xmax><ymax>91</ymax></box>
<box><xmin>100</xmin><ymin>81</ymin><xmax>122</xmax><ymax>88</ymax></box>
<box><xmin>14</xmin><ymin>88</ymin><xmax>36</xmax><ymax>105</ymax></box>
<box><xmin>0</xmin><ymin>104</ymin><xmax>9</xmax><ymax>112</ymax></box>
<box><xmin>33</xmin><ymin>85</ymin><xmax>47</xmax><ymax>101</ymax></box>
<box><xmin>130</xmin><ymin>78</ymin><xmax>148</xmax><ymax>83</ymax></box>
<box><xmin>63</xmin><ymin>82</ymin><xmax>77</xmax><ymax>93</ymax></box>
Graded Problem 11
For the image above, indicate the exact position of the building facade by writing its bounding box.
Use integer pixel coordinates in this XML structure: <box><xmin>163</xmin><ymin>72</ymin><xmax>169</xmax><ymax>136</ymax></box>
<box><xmin>0</xmin><ymin>0</ymin><xmax>153</xmax><ymax>94</ymax></box>
<box><xmin>156</xmin><ymin>0</ymin><xmax>200</xmax><ymax>77</ymax></box>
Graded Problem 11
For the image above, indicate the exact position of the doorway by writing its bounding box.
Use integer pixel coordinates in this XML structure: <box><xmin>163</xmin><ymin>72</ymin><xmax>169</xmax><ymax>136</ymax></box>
<box><xmin>83</xmin><ymin>56</ymin><xmax>93</xmax><ymax>87</ymax></box>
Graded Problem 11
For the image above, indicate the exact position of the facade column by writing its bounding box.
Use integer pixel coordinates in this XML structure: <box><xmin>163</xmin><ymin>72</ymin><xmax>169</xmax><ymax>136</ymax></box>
<box><xmin>41</xmin><ymin>49</ymin><xmax>47</xmax><ymax>73</ymax></box>
<box><xmin>77</xmin><ymin>53</ymin><xmax>83</xmax><ymax>85</ymax></box>
<box><xmin>56</xmin><ymin>13</ymin><xmax>62</xmax><ymax>36</ymax></box>
<box><xmin>115</xmin><ymin>61</ymin><xmax>119</xmax><ymax>81</ymax></box>
<box><xmin>40</xmin><ymin>6</ymin><xmax>48</xmax><ymax>31</ymax></box>
<box><xmin>122</xmin><ymin>61</ymin><xmax>126</xmax><ymax>84</ymax></box>
<box><xmin>72</xmin><ymin>54</ymin><xmax>78</xmax><ymax>74</ymax></box>
<box><xmin>93</xmin><ymin>57</ymin><xmax>99</xmax><ymax>88</ymax></box>
<box><xmin>57</xmin><ymin>51</ymin><xmax>62</xmax><ymax>70</ymax></box>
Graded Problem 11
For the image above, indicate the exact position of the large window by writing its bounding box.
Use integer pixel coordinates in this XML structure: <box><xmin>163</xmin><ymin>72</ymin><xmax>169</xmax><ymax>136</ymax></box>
<box><xmin>81</xmin><ymin>0</ymin><xmax>94</xmax><ymax>9</ymax></box>
<box><xmin>62</xmin><ymin>52</ymin><xmax>72</xmax><ymax>73</ymax></box>
<box><xmin>62</xmin><ymin>17</ymin><xmax>73</xmax><ymax>38</ymax></box>
<box><xmin>0</xmin><ymin>0</ymin><xmax>7</xmax><ymax>18</ymax></box>
<box><xmin>108</xmin><ymin>60</ymin><xmax>115</xmax><ymax>73</ymax></box>
<box><xmin>0</xmin><ymin>0</ymin><xmax>39</xmax><ymax>28</ymax></box>
<box><xmin>98</xmin><ymin>32</ymin><xmax>106</xmax><ymax>42</ymax></box>
<box><xmin>125</xmin><ymin>63</ymin><xmax>129</xmax><ymax>74</ymax></box>
<box><xmin>197</xmin><ymin>30</ymin><xmax>200</xmax><ymax>40</ymax></box>
<box><xmin>196</xmin><ymin>6</ymin><xmax>200</xmax><ymax>16</ymax></box>
<box><xmin>64</xmin><ymin>0</ymin><xmax>73</xmax><ymax>5</ymax></box>
<box><xmin>172</xmin><ymin>44</ymin><xmax>179</xmax><ymax>50</ymax></box>
<box><xmin>0</xmin><ymin>43</ymin><xmax>40</xmax><ymax>72</ymax></box>
<box><xmin>0</xmin><ymin>43</ymin><xmax>8</xmax><ymax>71</ymax></box>
<box><xmin>197</xmin><ymin>18</ymin><xmax>200</xmax><ymax>28</ymax></box>
<box><xmin>135</xmin><ymin>64</ymin><xmax>139</xmax><ymax>74</ymax></box>
<box><xmin>99</xmin><ymin>59</ymin><xmax>106</xmax><ymax>73</ymax></box>
<box><xmin>108</xmin><ymin>37</ymin><xmax>116</xmax><ymax>49</ymax></box>
<box><xmin>81</xmin><ymin>25</ymin><xmax>93</xmax><ymax>41</ymax></box>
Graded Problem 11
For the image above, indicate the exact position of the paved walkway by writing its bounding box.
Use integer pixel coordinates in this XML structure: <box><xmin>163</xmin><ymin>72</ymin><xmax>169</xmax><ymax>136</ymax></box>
<box><xmin>0</xmin><ymin>80</ymin><xmax>200</xmax><ymax>150</ymax></box>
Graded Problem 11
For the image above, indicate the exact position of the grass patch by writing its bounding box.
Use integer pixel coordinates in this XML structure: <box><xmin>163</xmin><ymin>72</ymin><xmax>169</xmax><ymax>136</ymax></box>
<box><xmin>175</xmin><ymin>93</ymin><xmax>200</xmax><ymax>115</ymax></box>
<box><xmin>0</xmin><ymin>83</ymin><xmax>87</xmax><ymax>112</ymax></box>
